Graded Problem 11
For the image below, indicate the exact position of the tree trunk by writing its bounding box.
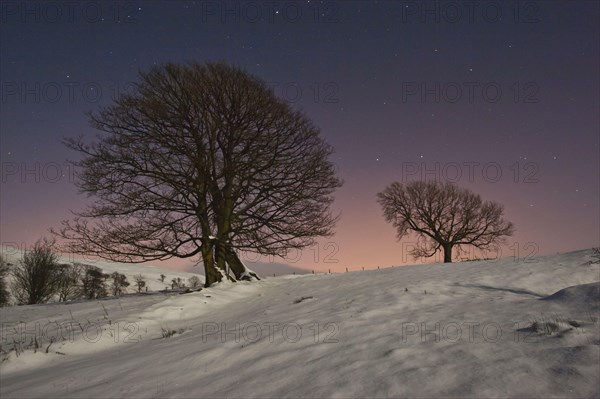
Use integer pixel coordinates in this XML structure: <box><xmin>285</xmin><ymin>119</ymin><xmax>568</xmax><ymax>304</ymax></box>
<box><xmin>214</xmin><ymin>238</ymin><xmax>227</xmax><ymax>273</ymax></box>
<box><xmin>215</xmin><ymin>240</ymin><xmax>235</xmax><ymax>281</ymax></box>
<box><xmin>201</xmin><ymin>240</ymin><xmax>221</xmax><ymax>287</ymax></box>
<box><xmin>225</xmin><ymin>247</ymin><xmax>260</xmax><ymax>281</ymax></box>
<box><xmin>214</xmin><ymin>238</ymin><xmax>235</xmax><ymax>283</ymax></box>
<box><xmin>443</xmin><ymin>244</ymin><xmax>453</xmax><ymax>263</ymax></box>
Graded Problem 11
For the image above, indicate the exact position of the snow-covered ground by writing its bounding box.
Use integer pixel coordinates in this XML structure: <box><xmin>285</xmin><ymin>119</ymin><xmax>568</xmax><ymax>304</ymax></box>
<box><xmin>1</xmin><ymin>249</ymin><xmax>599</xmax><ymax>398</ymax></box>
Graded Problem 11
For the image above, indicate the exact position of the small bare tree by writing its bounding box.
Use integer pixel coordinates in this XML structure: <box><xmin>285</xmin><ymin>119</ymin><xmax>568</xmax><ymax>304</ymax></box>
<box><xmin>171</xmin><ymin>277</ymin><xmax>184</xmax><ymax>289</ymax></box>
<box><xmin>11</xmin><ymin>239</ymin><xmax>62</xmax><ymax>304</ymax></box>
<box><xmin>159</xmin><ymin>274</ymin><xmax>166</xmax><ymax>283</ymax></box>
<box><xmin>591</xmin><ymin>247</ymin><xmax>600</xmax><ymax>264</ymax></box>
<box><xmin>133</xmin><ymin>274</ymin><xmax>146</xmax><ymax>293</ymax></box>
<box><xmin>0</xmin><ymin>255</ymin><xmax>10</xmax><ymax>306</ymax></box>
<box><xmin>110</xmin><ymin>272</ymin><xmax>130</xmax><ymax>296</ymax></box>
<box><xmin>188</xmin><ymin>275</ymin><xmax>201</xmax><ymax>289</ymax></box>
<box><xmin>377</xmin><ymin>181</ymin><xmax>514</xmax><ymax>263</ymax></box>
<box><xmin>81</xmin><ymin>265</ymin><xmax>109</xmax><ymax>299</ymax></box>
<box><xmin>56</xmin><ymin>263</ymin><xmax>83</xmax><ymax>302</ymax></box>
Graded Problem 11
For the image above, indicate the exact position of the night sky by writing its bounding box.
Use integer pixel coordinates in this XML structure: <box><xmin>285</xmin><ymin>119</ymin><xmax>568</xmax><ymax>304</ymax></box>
<box><xmin>1</xmin><ymin>1</ymin><xmax>598</xmax><ymax>273</ymax></box>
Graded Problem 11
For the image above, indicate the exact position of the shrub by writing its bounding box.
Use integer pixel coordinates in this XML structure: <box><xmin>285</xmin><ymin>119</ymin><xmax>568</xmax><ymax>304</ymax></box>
<box><xmin>133</xmin><ymin>274</ymin><xmax>146</xmax><ymax>293</ymax></box>
<box><xmin>188</xmin><ymin>276</ymin><xmax>201</xmax><ymax>289</ymax></box>
<box><xmin>56</xmin><ymin>263</ymin><xmax>83</xmax><ymax>302</ymax></box>
<box><xmin>171</xmin><ymin>277</ymin><xmax>184</xmax><ymax>289</ymax></box>
<box><xmin>11</xmin><ymin>240</ymin><xmax>61</xmax><ymax>305</ymax></box>
<box><xmin>110</xmin><ymin>272</ymin><xmax>130</xmax><ymax>296</ymax></box>
<box><xmin>81</xmin><ymin>265</ymin><xmax>109</xmax><ymax>299</ymax></box>
<box><xmin>0</xmin><ymin>255</ymin><xmax>10</xmax><ymax>306</ymax></box>
<box><xmin>591</xmin><ymin>247</ymin><xmax>600</xmax><ymax>264</ymax></box>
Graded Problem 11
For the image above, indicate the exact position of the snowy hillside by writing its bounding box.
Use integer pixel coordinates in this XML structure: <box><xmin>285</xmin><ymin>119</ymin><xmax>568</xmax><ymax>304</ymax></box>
<box><xmin>1</xmin><ymin>249</ymin><xmax>599</xmax><ymax>398</ymax></box>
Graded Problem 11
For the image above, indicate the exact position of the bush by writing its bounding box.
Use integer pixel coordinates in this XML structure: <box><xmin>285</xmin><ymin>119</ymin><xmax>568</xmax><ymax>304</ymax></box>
<box><xmin>81</xmin><ymin>265</ymin><xmax>109</xmax><ymax>299</ymax></box>
<box><xmin>171</xmin><ymin>277</ymin><xmax>184</xmax><ymax>289</ymax></box>
<box><xmin>0</xmin><ymin>255</ymin><xmax>11</xmax><ymax>306</ymax></box>
<box><xmin>188</xmin><ymin>276</ymin><xmax>201</xmax><ymax>289</ymax></box>
<box><xmin>110</xmin><ymin>272</ymin><xmax>130</xmax><ymax>296</ymax></box>
<box><xmin>11</xmin><ymin>240</ymin><xmax>61</xmax><ymax>305</ymax></box>
<box><xmin>133</xmin><ymin>274</ymin><xmax>146</xmax><ymax>293</ymax></box>
<box><xmin>56</xmin><ymin>263</ymin><xmax>83</xmax><ymax>302</ymax></box>
<box><xmin>591</xmin><ymin>248</ymin><xmax>600</xmax><ymax>264</ymax></box>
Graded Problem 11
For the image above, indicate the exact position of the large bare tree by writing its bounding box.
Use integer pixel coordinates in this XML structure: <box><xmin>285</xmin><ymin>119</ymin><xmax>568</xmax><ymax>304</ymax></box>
<box><xmin>377</xmin><ymin>181</ymin><xmax>514</xmax><ymax>263</ymax></box>
<box><xmin>56</xmin><ymin>62</ymin><xmax>342</xmax><ymax>286</ymax></box>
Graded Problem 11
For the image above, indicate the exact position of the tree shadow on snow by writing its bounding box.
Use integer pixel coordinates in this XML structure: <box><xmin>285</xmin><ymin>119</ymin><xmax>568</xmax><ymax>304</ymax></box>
<box><xmin>454</xmin><ymin>283</ymin><xmax>544</xmax><ymax>298</ymax></box>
